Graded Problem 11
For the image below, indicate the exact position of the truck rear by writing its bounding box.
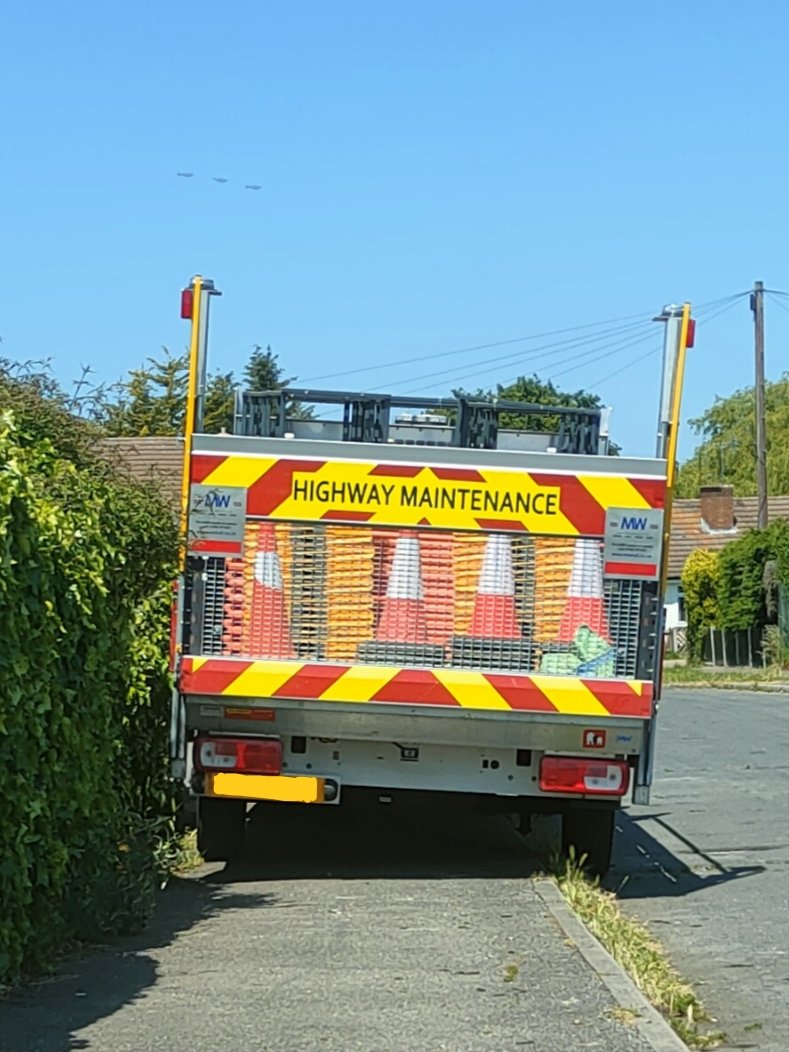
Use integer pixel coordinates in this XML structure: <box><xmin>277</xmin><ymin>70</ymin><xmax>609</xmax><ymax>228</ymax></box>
<box><xmin>171</xmin><ymin>282</ymin><xmax>691</xmax><ymax>876</ymax></box>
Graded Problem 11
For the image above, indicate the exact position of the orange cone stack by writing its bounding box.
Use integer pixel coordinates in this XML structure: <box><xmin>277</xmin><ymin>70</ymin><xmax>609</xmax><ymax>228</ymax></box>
<box><xmin>451</xmin><ymin>533</ymin><xmax>532</xmax><ymax>670</ymax></box>
<box><xmin>377</xmin><ymin>533</ymin><xmax>428</xmax><ymax>644</ymax></box>
<box><xmin>357</xmin><ymin>532</ymin><xmax>446</xmax><ymax>666</ymax></box>
<box><xmin>221</xmin><ymin>557</ymin><xmax>250</xmax><ymax>655</ymax></box>
<box><xmin>558</xmin><ymin>538</ymin><xmax>609</xmax><ymax>643</ymax></box>
<box><xmin>420</xmin><ymin>532</ymin><xmax>456</xmax><ymax>647</ymax></box>
<box><xmin>248</xmin><ymin>522</ymin><xmax>295</xmax><ymax>659</ymax></box>
<box><xmin>469</xmin><ymin>534</ymin><xmax>521</xmax><ymax>638</ymax></box>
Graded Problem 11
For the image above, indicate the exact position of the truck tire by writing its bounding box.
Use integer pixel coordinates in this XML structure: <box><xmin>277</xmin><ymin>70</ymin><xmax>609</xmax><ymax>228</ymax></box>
<box><xmin>197</xmin><ymin>797</ymin><xmax>246</xmax><ymax>862</ymax></box>
<box><xmin>561</xmin><ymin>807</ymin><xmax>616</xmax><ymax>877</ymax></box>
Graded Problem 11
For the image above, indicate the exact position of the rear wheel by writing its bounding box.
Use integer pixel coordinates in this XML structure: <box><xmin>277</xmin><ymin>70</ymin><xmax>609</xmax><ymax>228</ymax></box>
<box><xmin>561</xmin><ymin>806</ymin><xmax>616</xmax><ymax>877</ymax></box>
<box><xmin>197</xmin><ymin>797</ymin><xmax>247</xmax><ymax>862</ymax></box>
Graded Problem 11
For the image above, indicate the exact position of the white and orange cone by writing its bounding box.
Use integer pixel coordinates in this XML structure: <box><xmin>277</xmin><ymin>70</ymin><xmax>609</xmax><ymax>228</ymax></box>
<box><xmin>376</xmin><ymin>533</ymin><xmax>429</xmax><ymax>645</ymax></box>
<box><xmin>358</xmin><ymin>531</ymin><xmax>447</xmax><ymax>666</ymax></box>
<box><xmin>558</xmin><ymin>538</ymin><xmax>609</xmax><ymax>643</ymax></box>
<box><xmin>248</xmin><ymin>523</ymin><xmax>295</xmax><ymax>659</ymax></box>
<box><xmin>469</xmin><ymin>534</ymin><xmax>521</xmax><ymax>639</ymax></box>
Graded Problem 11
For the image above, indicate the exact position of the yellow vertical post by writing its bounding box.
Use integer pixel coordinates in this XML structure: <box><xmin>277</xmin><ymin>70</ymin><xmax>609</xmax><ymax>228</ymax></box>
<box><xmin>659</xmin><ymin>301</ymin><xmax>692</xmax><ymax>598</ymax></box>
<box><xmin>179</xmin><ymin>276</ymin><xmax>203</xmax><ymax>563</ymax></box>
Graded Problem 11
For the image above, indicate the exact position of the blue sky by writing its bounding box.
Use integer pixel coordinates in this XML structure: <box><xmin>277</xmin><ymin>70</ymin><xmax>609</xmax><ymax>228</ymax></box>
<box><xmin>2</xmin><ymin>0</ymin><xmax>788</xmax><ymax>457</ymax></box>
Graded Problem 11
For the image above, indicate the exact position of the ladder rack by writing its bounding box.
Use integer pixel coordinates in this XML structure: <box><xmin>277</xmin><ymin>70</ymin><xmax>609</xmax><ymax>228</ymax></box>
<box><xmin>233</xmin><ymin>389</ymin><xmax>610</xmax><ymax>455</ymax></box>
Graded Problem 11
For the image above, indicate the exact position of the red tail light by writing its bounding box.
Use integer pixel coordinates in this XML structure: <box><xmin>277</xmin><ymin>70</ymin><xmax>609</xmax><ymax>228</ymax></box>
<box><xmin>686</xmin><ymin>318</ymin><xmax>696</xmax><ymax>348</ymax></box>
<box><xmin>539</xmin><ymin>756</ymin><xmax>629</xmax><ymax>796</ymax></box>
<box><xmin>195</xmin><ymin>736</ymin><xmax>283</xmax><ymax>775</ymax></box>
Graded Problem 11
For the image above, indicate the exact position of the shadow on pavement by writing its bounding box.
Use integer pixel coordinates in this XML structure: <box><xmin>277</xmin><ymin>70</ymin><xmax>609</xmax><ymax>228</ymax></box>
<box><xmin>206</xmin><ymin>792</ymin><xmax>541</xmax><ymax>885</ymax></box>
<box><xmin>10</xmin><ymin>797</ymin><xmax>756</xmax><ymax>1050</ymax></box>
<box><xmin>0</xmin><ymin>877</ymin><xmax>272</xmax><ymax>1052</ymax></box>
<box><xmin>607</xmin><ymin>810</ymin><xmax>766</xmax><ymax>899</ymax></box>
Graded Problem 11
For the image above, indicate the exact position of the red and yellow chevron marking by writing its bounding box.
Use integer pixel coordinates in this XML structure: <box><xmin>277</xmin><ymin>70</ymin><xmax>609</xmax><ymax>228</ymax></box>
<box><xmin>191</xmin><ymin>453</ymin><xmax>665</xmax><ymax>536</ymax></box>
<box><xmin>180</xmin><ymin>657</ymin><xmax>653</xmax><ymax>718</ymax></box>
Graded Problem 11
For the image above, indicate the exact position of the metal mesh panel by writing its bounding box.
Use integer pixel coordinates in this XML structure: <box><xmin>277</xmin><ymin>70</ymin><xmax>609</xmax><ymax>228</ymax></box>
<box><xmin>200</xmin><ymin>557</ymin><xmax>226</xmax><ymax>655</ymax></box>
<box><xmin>194</xmin><ymin>523</ymin><xmax>654</xmax><ymax>679</ymax></box>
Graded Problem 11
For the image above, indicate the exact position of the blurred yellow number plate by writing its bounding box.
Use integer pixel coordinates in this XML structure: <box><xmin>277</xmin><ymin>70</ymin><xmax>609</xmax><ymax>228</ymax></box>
<box><xmin>208</xmin><ymin>772</ymin><xmax>325</xmax><ymax>803</ymax></box>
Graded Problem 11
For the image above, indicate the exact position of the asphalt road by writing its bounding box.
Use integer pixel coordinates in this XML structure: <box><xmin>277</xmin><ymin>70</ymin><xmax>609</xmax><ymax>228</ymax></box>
<box><xmin>613</xmin><ymin>687</ymin><xmax>789</xmax><ymax>1052</ymax></box>
<box><xmin>1</xmin><ymin>796</ymin><xmax>656</xmax><ymax>1052</ymax></box>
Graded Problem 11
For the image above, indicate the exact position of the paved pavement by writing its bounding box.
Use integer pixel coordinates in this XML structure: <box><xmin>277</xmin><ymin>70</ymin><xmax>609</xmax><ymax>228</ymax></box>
<box><xmin>612</xmin><ymin>687</ymin><xmax>789</xmax><ymax>1052</ymax></box>
<box><xmin>1</xmin><ymin>796</ymin><xmax>656</xmax><ymax>1052</ymax></box>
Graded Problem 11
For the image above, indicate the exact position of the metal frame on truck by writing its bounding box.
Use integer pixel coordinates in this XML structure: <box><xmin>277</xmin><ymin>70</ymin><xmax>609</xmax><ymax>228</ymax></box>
<box><xmin>171</xmin><ymin>278</ymin><xmax>692</xmax><ymax>874</ymax></box>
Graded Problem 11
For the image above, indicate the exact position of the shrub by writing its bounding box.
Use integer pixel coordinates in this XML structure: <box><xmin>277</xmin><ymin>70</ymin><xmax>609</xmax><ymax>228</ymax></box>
<box><xmin>681</xmin><ymin>550</ymin><xmax>720</xmax><ymax>662</ymax></box>
<box><xmin>717</xmin><ymin>520</ymin><xmax>789</xmax><ymax>632</ymax></box>
<box><xmin>0</xmin><ymin>409</ymin><xmax>177</xmax><ymax>982</ymax></box>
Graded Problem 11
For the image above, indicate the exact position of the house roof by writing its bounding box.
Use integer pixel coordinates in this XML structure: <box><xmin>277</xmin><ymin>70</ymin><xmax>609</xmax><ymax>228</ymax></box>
<box><xmin>97</xmin><ymin>436</ymin><xmax>183</xmax><ymax>506</ymax></box>
<box><xmin>95</xmin><ymin>438</ymin><xmax>789</xmax><ymax>581</ymax></box>
<box><xmin>667</xmin><ymin>495</ymin><xmax>789</xmax><ymax>579</ymax></box>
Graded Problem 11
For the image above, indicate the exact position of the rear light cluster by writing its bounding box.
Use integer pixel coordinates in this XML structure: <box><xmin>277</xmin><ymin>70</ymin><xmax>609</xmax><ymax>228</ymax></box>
<box><xmin>539</xmin><ymin>756</ymin><xmax>629</xmax><ymax>796</ymax></box>
<box><xmin>195</xmin><ymin>736</ymin><xmax>282</xmax><ymax>775</ymax></box>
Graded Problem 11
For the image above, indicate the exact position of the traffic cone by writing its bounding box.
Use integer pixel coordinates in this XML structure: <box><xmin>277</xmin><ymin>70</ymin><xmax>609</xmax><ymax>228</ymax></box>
<box><xmin>378</xmin><ymin>533</ymin><xmax>428</xmax><ymax>644</ymax></box>
<box><xmin>557</xmin><ymin>538</ymin><xmax>609</xmax><ymax>643</ymax></box>
<box><xmin>248</xmin><ymin>523</ymin><xmax>295</xmax><ymax>659</ymax></box>
<box><xmin>451</xmin><ymin>534</ymin><xmax>532</xmax><ymax>671</ymax></box>
<box><xmin>357</xmin><ymin>532</ymin><xmax>446</xmax><ymax>666</ymax></box>
<box><xmin>469</xmin><ymin>534</ymin><xmax>521</xmax><ymax>639</ymax></box>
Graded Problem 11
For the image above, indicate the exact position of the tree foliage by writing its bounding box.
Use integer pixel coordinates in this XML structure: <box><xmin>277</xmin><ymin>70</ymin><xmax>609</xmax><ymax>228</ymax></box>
<box><xmin>681</xmin><ymin>521</ymin><xmax>789</xmax><ymax>662</ymax></box>
<box><xmin>680</xmin><ymin>550</ymin><xmax>720</xmax><ymax>661</ymax></box>
<box><xmin>102</xmin><ymin>349</ymin><xmax>190</xmax><ymax>436</ymax></box>
<box><xmin>100</xmin><ymin>344</ymin><xmax>311</xmax><ymax>437</ymax></box>
<box><xmin>244</xmin><ymin>345</ymin><xmax>294</xmax><ymax>391</ymax></box>
<box><xmin>0</xmin><ymin>359</ymin><xmax>105</xmax><ymax>466</ymax></box>
<box><xmin>677</xmin><ymin>374</ymin><xmax>789</xmax><ymax>497</ymax></box>
<box><xmin>716</xmin><ymin>520</ymin><xmax>789</xmax><ymax>632</ymax></box>
<box><xmin>0</xmin><ymin>373</ymin><xmax>178</xmax><ymax>984</ymax></box>
<box><xmin>456</xmin><ymin>375</ymin><xmax>619</xmax><ymax>453</ymax></box>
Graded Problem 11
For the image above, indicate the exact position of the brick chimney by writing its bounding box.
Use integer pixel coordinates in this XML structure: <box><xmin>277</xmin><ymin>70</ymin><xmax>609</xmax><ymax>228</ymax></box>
<box><xmin>699</xmin><ymin>485</ymin><xmax>735</xmax><ymax>531</ymax></box>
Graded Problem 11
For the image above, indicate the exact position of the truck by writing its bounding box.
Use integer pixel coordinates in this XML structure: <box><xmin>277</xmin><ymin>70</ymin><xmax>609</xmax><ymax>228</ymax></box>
<box><xmin>171</xmin><ymin>278</ymin><xmax>693</xmax><ymax>876</ymax></box>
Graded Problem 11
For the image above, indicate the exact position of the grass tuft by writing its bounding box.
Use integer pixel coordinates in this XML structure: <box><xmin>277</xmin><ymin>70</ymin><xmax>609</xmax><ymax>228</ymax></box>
<box><xmin>662</xmin><ymin>663</ymin><xmax>781</xmax><ymax>688</ymax></box>
<box><xmin>169</xmin><ymin>830</ymin><xmax>204</xmax><ymax>875</ymax></box>
<box><xmin>555</xmin><ymin>853</ymin><xmax>726</xmax><ymax>1049</ymax></box>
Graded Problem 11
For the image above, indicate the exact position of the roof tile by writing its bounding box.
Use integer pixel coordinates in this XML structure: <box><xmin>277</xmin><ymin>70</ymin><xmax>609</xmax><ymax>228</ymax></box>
<box><xmin>97</xmin><ymin>436</ymin><xmax>183</xmax><ymax>505</ymax></box>
<box><xmin>667</xmin><ymin>495</ymin><xmax>789</xmax><ymax>578</ymax></box>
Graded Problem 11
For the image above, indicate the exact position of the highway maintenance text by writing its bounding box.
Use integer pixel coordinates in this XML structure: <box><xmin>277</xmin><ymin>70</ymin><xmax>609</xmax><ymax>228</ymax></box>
<box><xmin>291</xmin><ymin>477</ymin><xmax>559</xmax><ymax>516</ymax></box>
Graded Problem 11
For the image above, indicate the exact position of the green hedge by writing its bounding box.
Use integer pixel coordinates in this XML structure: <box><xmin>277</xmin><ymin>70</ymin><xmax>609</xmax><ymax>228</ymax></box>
<box><xmin>717</xmin><ymin>520</ymin><xmax>789</xmax><ymax>632</ymax></box>
<box><xmin>680</xmin><ymin>550</ymin><xmax>720</xmax><ymax>662</ymax></box>
<box><xmin>682</xmin><ymin>520</ymin><xmax>789</xmax><ymax>662</ymax></box>
<box><xmin>0</xmin><ymin>409</ymin><xmax>177</xmax><ymax>982</ymax></box>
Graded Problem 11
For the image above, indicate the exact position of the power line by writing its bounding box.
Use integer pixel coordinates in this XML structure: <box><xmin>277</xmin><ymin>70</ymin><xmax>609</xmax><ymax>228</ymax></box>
<box><xmin>696</xmin><ymin>294</ymin><xmax>751</xmax><ymax>325</ymax></box>
<box><xmin>403</xmin><ymin>297</ymin><xmax>744</xmax><ymax>396</ymax></box>
<box><xmin>404</xmin><ymin>293</ymin><xmax>750</xmax><ymax>397</ymax></box>
<box><xmin>766</xmin><ymin>292</ymin><xmax>789</xmax><ymax>315</ymax></box>
<box><xmin>309</xmin><ymin>318</ymin><xmax>657</xmax><ymax>417</ymax></box>
<box><xmin>383</xmin><ymin>318</ymin><xmax>656</xmax><ymax>393</ymax></box>
<box><xmin>299</xmin><ymin>313</ymin><xmax>657</xmax><ymax>386</ymax></box>
<box><xmin>590</xmin><ymin>293</ymin><xmax>748</xmax><ymax>388</ymax></box>
<box><xmin>308</xmin><ymin>291</ymin><xmax>751</xmax><ymax>416</ymax></box>
<box><xmin>299</xmin><ymin>292</ymin><xmax>749</xmax><ymax>387</ymax></box>
<box><xmin>403</xmin><ymin>327</ymin><xmax>660</xmax><ymax>397</ymax></box>
<box><xmin>591</xmin><ymin>346</ymin><xmax>662</xmax><ymax>387</ymax></box>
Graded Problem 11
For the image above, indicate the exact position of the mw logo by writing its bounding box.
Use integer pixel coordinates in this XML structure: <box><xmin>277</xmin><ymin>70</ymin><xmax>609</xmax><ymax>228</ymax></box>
<box><xmin>620</xmin><ymin>515</ymin><xmax>647</xmax><ymax>530</ymax></box>
<box><xmin>205</xmin><ymin>492</ymin><xmax>232</xmax><ymax>509</ymax></box>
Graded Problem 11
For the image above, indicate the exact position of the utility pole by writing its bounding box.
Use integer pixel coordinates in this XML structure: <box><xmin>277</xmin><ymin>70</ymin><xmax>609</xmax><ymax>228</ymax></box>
<box><xmin>751</xmin><ymin>280</ymin><xmax>768</xmax><ymax>529</ymax></box>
